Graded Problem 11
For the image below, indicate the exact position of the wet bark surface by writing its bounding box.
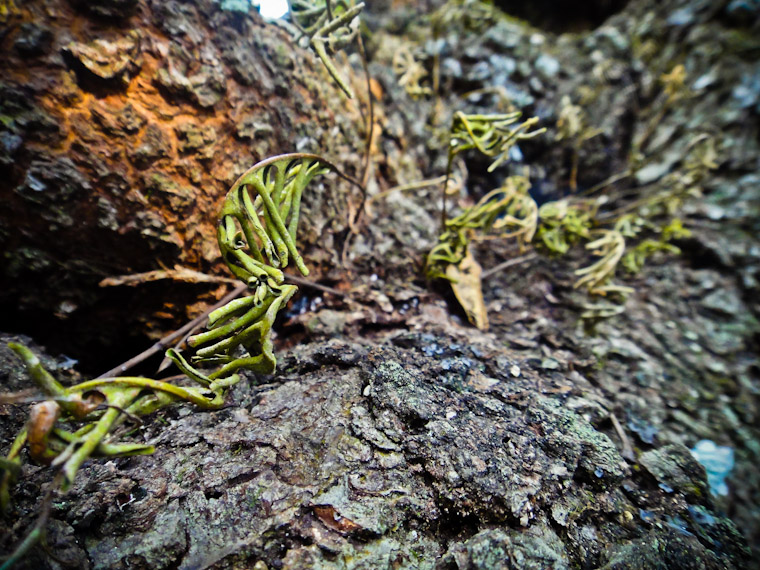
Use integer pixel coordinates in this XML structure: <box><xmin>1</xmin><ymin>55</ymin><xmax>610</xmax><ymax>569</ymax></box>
<box><xmin>0</xmin><ymin>332</ymin><xmax>749</xmax><ymax>569</ymax></box>
<box><xmin>1</xmin><ymin>0</ymin><xmax>759</xmax><ymax>568</ymax></box>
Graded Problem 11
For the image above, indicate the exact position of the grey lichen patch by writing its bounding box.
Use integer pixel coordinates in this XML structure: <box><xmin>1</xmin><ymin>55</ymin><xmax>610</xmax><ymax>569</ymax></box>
<box><xmin>549</xmin><ymin>487</ymin><xmax>598</xmax><ymax>528</ymax></box>
<box><xmin>90</xmin><ymin>101</ymin><xmax>147</xmax><ymax>137</ymax></box>
<box><xmin>15</xmin><ymin>156</ymin><xmax>91</xmax><ymax>227</ymax></box>
<box><xmin>282</xmin><ymin>533</ymin><xmax>442</xmax><ymax>570</ymax></box>
<box><xmin>4</xmin><ymin>246</ymin><xmax>53</xmax><ymax>278</ymax></box>
<box><xmin>85</xmin><ymin>501</ymin><xmax>188</xmax><ymax>570</ymax></box>
<box><xmin>130</xmin><ymin>210</ymin><xmax>183</xmax><ymax>250</ymax></box>
<box><xmin>367</xmin><ymin>359</ymin><xmax>440</xmax><ymax>423</ymax></box>
<box><xmin>72</xmin><ymin>0</ymin><xmax>140</xmax><ymax>20</ymax></box>
<box><xmin>219</xmin><ymin>36</ymin><xmax>276</xmax><ymax>94</ymax></box>
<box><xmin>174</xmin><ymin>121</ymin><xmax>217</xmax><ymax>158</ymax></box>
<box><xmin>63</xmin><ymin>30</ymin><xmax>143</xmax><ymax>86</ymax></box>
<box><xmin>311</xmin><ymin>475</ymin><xmax>396</xmax><ymax>536</ymax></box>
<box><xmin>13</xmin><ymin>23</ymin><xmax>53</xmax><ymax>57</ymax></box>
<box><xmin>362</xmin><ymin>343</ymin><xmax>627</xmax><ymax>526</ymax></box>
<box><xmin>599</xmin><ymin>527</ymin><xmax>741</xmax><ymax>570</ymax></box>
<box><xmin>235</xmin><ymin>114</ymin><xmax>274</xmax><ymax>141</ymax></box>
<box><xmin>534</xmin><ymin>399</ymin><xmax>626</xmax><ymax>483</ymax></box>
<box><xmin>129</xmin><ymin>123</ymin><xmax>172</xmax><ymax>169</ymax></box>
<box><xmin>1</xmin><ymin>338</ymin><xmax>749</xmax><ymax>569</ymax></box>
<box><xmin>439</xmin><ymin>523</ymin><xmax>570</xmax><ymax>570</ymax></box>
<box><xmin>154</xmin><ymin>42</ymin><xmax>227</xmax><ymax>108</ymax></box>
<box><xmin>350</xmin><ymin>405</ymin><xmax>401</xmax><ymax>451</ymax></box>
<box><xmin>142</xmin><ymin>172</ymin><xmax>195</xmax><ymax>211</ymax></box>
<box><xmin>96</xmin><ymin>196</ymin><xmax>120</xmax><ymax>231</ymax></box>
<box><xmin>639</xmin><ymin>444</ymin><xmax>710</xmax><ymax>499</ymax></box>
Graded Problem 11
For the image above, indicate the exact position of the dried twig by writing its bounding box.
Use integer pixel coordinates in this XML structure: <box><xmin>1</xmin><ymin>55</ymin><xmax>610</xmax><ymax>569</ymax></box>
<box><xmin>97</xmin><ymin>283</ymin><xmax>248</xmax><ymax>378</ymax></box>
<box><xmin>481</xmin><ymin>253</ymin><xmax>537</xmax><ymax>279</ymax></box>
<box><xmin>99</xmin><ymin>266</ymin><xmax>237</xmax><ymax>287</ymax></box>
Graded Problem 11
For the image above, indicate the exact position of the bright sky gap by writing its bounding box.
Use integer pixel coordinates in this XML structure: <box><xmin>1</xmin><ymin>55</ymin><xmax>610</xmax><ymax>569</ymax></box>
<box><xmin>256</xmin><ymin>0</ymin><xmax>289</xmax><ymax>19</ymax></box>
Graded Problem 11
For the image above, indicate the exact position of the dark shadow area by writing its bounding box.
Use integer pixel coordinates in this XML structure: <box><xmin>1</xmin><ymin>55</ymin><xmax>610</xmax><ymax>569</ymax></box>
<box><xmin>495</xmin><ymin>0</ymin><xmax>631</xmax><ymax>32</ymax></box>
<box><xmin>0</xmin><ymin>281</ymin><xmax>225</xmax><ymax>377</ymax></box>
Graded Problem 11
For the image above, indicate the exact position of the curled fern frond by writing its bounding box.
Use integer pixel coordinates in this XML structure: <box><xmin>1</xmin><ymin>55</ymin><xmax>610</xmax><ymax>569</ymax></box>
<box><xmin>1</xmin><ymin>153</ymin><xmax>350</xmax><ymax>533</ymax></box>
<box><xmin>426</xmin><ymin>175</ymin><xmax>537</xmax><ymax>281</ymax></box>
<box><xmin>168</xmin><ymin>153</ymin><xmax>344</xmax><ymax>383</ymax></box>
<box><xmin>393</xmin><ymin>47</ymin><xmax>432</xmax><ymax>99</ymax></box>
<box><xmin>218</xmin><ymin>153</ymin><xmax>334</xmax><ymax>283</ymax></box>
<box><xmin>0</xmin><ymin>342</ymin><xmax>225</xmax><ymax>500</ymax></box>
<box><xmin>441</xmin><ymin>110</ymin><xmax>544</xmax><ymax>225</ymax></box>
<box><xmin>622</xmin><ymin>239</ymin><xmax>681</xmax><ymax>274</ymax></box>
<box><xmin>288</xmin><ymin>0</ymin><xmax>365</xmax><ymax>98</ymax></box>
<box><xmin>449</xmin><ymin>111</ymin><xmax>545</xmax><ymax>173</ymax></box>
<box><xmin>573</xmin><ymin>229</ymin><xmax>633</xmax><ymax>296</ymax></box>
<box><xmin>536</xmin><ymin>199</ymin><xmax>597</xmax><ymax>254</ymax></box>
<box><xmin>555</xmin><ymin>95</ymin><xmax>602</xmax><ymax>143</ymax></box>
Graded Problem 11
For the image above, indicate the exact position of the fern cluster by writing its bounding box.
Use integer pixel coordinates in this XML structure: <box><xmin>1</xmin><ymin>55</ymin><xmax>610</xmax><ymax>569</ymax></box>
<box><xmin>1</xmin><ymin>154</ymin><xmax>337</xmax><ymax>521</ymax></box>
<box><xmin>426</xmin><ymin>175</ymin><xmax>536</xmax><ymax>281</ymax></box>
<box><xmin>424</xmin><ymin>101</ymin><xmax>716</xmax><ymax>327</ymax></box>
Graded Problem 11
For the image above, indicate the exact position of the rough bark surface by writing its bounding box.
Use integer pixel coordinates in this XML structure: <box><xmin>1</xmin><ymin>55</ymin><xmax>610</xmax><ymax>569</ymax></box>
<box><xmin>1</xmin><ymin>0</ymin><xmax>759</xmax><ymax>568</ymax></box>
<box><xmin>0</xmin><ymin>0</ymin><xmax>366</xmax><ymax>367</ymax></box>
<box><xmin>0</xmin><ymin>332</ymin><xmax>749</xmax><ymax>569</ymax></box>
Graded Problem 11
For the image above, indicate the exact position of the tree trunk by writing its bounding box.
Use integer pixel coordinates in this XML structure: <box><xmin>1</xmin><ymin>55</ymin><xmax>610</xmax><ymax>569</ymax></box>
<box><xmin>1</xmin><ymin>0</ymin><xmax>758</xmax><ymax>568</ymax></box>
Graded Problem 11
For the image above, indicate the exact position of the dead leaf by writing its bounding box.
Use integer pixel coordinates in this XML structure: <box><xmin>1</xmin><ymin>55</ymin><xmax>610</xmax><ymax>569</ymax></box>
<box><xmin>27</xmin><ymin>401</ymin><xmax>60</xmax><ymax>464</ymax></box>
<box><xmin>446</xmin><ymin>247</ymin><xmax>489</xmax><ymax>330</ymax></box>
<box><xmin>312</xmin><ymin>505</ymin><xmax>364</xmax><ymax>534</ymax></box>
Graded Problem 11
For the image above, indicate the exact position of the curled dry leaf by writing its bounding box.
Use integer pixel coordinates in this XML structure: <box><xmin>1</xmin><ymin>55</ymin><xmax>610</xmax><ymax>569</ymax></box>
<box><xmin>27</xmin><ymin>401</ymin><xmax>61</xmax><ymax>464</ymax></box>
<box><xmin>312</xmin><ymin>505</ymin><xmax>364</xmax><ymax>534</ymax></box>
<box><xmin>446</xmin><ymin>247</ymin><xmax>489</xmax><ymax>331</ymax></box>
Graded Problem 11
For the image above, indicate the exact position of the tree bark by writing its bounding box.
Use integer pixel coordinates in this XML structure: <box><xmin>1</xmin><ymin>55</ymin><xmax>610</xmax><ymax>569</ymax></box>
<box><xmin>1</xmin><ymin>0</ymin><xmax>758</xmax><ymax>568</ymax></box>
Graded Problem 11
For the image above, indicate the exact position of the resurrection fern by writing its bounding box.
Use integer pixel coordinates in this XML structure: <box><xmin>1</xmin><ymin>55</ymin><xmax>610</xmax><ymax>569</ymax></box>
<box><xmin>431</xmin><ymin>0</ymin><xmax>495</xmax><ymax>33</ymax></box>
<box><xmin>441</xmin><ymin>111</ymin><xmax>544</xmax><ymax>225</ymax></box>
<box><xmin>288</xmin><ymin>0</ymin><xmax>365</xmax><ymax>98</ymax></box>
<box><xmin>448</xmin><ymin>111</ymin><xmax>545</xmax><ymax>173</ymax></box>
<box><xmin>536</xmin><ymin>198</ymin><xmax>597</xmax><ymax>255</ymax></box>
<box><xmin>653</xmin><ymin>134</ymin><xmax>717</xmax><ymax>215</ymax></box>
<box><xmin>421</xmin><ymin>109</ymin><xmax>544</xmax><ymax>329</ymax></box>
<box><xmin>0</xmin><ymin>154</ymin><xmax>345</xmax><ymax>565</ymax></box>
<box><xmin>634</xmin><ymin>64</ymin><xmax>690</xmax><ymax>153</ymax></box>
<box><xmin>622</xmin><ymin>238</ymin><xmax>681</xmax><ymax>274</ymax></box>
<box><xmin>426</xmin><ymin>175</ymin><xmax>536</xmax><ymax>281</ymax></box>
<box><xmin>555</xmin><ymin>95</ymin><xmax>602</xmax><ymax>191</ymax></box>
<box><xmin>572</xmin><ymin>229</ymin><xmax>633</xmax><ymax>296</ymax></box>
<box><xmin>167</xmin><ymin>153</ymin><xmax>340</xmax><ymax>382</ymax></box>
<box><xmin>424</xmin><ymin>109</ymin><xmax>714</xmax><ymax>325</ymax></box>
<box><xmin>393</xmin><ymin>47</ymin><xmax>432</xmax><ymax>99</ymax></box>
<box><xmin>0</xmin><ymin>343</ymin><xmax>225</xmax><ymax>499</ymax></box>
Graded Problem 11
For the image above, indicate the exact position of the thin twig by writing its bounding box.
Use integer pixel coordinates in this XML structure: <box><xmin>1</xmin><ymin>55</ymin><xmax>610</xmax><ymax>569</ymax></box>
<box><xmin>356</xmin><ymin>33</ymin><xmax>374</xmax><ymax>189</ymax></box>
<box><xmin>284</xmin><ymin>274</ymin><xmax>346</xmax><ymax>297</ymax></box>
<box><xmin>0</xmin><ymin>388</ymin><xmax>42</xmax><ymax>404</ymax></box>
<box><xmin>481</xmin><ymin>253</ymin><xmax>537</xmax><ymax>279</ymax></box>
<box><xmin>367</xmin><ymin>176</ymin><xmax>446</xmax><ymax>206</ymax></box>
<box><xmin>97</xmin><ymin>283</ymin><xmax>248</xmax><ymax>379</ymax></box>
<box><xmin>99</xmin><ymin>267</ymin><xmax>237</xmax><ymax>287</ymax></box>
<box><xmin>579</xmin><ymin>169</ymin><xmax>631</xmax><ymax>197</ymax></box>
<box><xmin>610</xmin><ymin>412</ymin><xmax>635</xmax><ymax>461</ymax></box>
